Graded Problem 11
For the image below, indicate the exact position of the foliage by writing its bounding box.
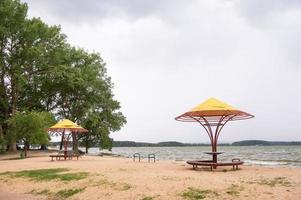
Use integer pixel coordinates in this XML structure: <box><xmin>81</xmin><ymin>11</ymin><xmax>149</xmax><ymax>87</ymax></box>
<box><xmin>19</xmin><ymin>151</ymin><xmax>25</xmax><ymax>159</ymax></box>
<box><xmin>50</xmin><ymin>47</ymin><xmax>126</xmax><ymax>151</ymax></box>
<box><xmin>56</xmin><ymin>188</ymin><xmax>85</xmax><ymax>198</ymax></box>
<box><xmin>0</xmin><ymin>0</ymin><xmax>66</xmax><ymax>151</ymax></box>
<box><xmin>0</xmin><ymin>0</ymin><xmax>126</xmax><ymax>152</ymax></box>
<box><xmin>1</xmin><ymin>168</ymin><xmax>89</xmax><ymax>182</ymax></box>
<box><xmin>0</xmin><ymin>136</ymin><xmax>6</xmax><ymax>153</ymax></box>
<box><xmin>7</xmin><ymin>111</ymin><xmax>55</xmax><ymax>146</ymax></box>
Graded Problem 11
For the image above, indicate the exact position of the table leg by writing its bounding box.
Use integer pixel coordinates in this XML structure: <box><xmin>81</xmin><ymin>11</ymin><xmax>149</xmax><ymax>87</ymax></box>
<box><xmin>213</xmin><ymin>154</ymin><xmax>217</xmax><ymax>169</ymax></box>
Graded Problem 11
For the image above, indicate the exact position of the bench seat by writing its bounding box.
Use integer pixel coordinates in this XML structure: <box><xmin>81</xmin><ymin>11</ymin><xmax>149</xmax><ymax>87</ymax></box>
<box><xmin>187</xmin><ymin>159</ymin><xmax>243</xmax><ymax>170</ymax></box>
<box><xmin>49</xmin><ymin>154</ymin><xmax>80</xmax><ymax>161</ymax></box>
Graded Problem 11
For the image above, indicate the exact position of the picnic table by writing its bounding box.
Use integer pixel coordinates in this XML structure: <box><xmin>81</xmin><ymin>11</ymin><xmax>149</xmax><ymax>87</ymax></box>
<box><xmin>49</xmin><ymin>150</ymin><xmax>80</xmax><ymax>161</ymax></box>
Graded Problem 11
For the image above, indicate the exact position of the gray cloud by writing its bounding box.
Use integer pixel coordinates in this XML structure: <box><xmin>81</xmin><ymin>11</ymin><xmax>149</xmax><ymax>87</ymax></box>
<box><xmin>236</xmin><ymin>0</ymin><xmax>301</xmax><ymax>26</ymax></box>
<box><xmin>22</xmin><ymin>0</ymin><xmax>301</xmax><ymax>142</ymax></box>
<box><xmin>25</xmin><ymin>0</ymin><xmax>191</xmax><ymax>24</ymax></box>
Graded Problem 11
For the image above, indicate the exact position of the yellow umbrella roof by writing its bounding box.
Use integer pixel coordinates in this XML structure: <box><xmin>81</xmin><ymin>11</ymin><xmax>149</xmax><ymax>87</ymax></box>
<box><xmin>175</xmin><ymin>97</ymin><xmax>254</xmax><ymax>122</ymax></box>
<box><xmin>48</xmin><ymin>119</ymin><xmax>88</xmax><ymax>132</ymax></box>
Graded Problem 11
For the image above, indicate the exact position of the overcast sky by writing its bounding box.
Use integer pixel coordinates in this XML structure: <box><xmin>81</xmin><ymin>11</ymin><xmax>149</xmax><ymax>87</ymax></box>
<box><xmin>23</xmin><ymin>0</ymin><xmax>301</xmax><ymax>143</ymax></box>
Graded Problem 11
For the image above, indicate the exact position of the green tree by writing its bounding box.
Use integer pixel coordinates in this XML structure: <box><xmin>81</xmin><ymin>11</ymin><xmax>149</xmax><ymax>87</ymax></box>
<box><xmin>0</xmin><ymin>0</ymin><xmax>126</xmax><ymax>153</ymax></box>
<box><xmin>50</xmin><ymin>47</ymin><xmax>126</xmax><ymax>152</ymax></box>
<box><xmin>81</xmin><ymin>108</ymin><xmax>126</xmax><ymax>153</ymax></box>
<box><xmin>0</xmin><ymin>0</ymin><xmax>66</xmax><ymax>151</ymax></box>
<box><xmin>7</xmin><ymin>111</ymin><xmax>55</xmax><ymax>157</ymax></box>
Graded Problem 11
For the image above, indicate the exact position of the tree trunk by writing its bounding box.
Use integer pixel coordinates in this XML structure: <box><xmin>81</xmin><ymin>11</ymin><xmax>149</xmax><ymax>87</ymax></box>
<box><xmin>8</xmin><ymin>78</ymin><xmax>18</xmax><ymax>152</ymax></box>
<box><xmin>8</xmin><ymin>141</ymin><xmax>17</xmax><ymax>152</ymax></box>
<box><xmin>40</xmin><ymin>144</ymin><xmax>47</xmax><ymax>150</ymax></box>
<box><xmin>24</xmin><ymin>141</ymin><xmax>29</xmax><ymax>158</ymax></box>
<box><xmin>72</xmin><ymin>132</ymin><xmax>78</xmax><ymax>153</ymax></box>
<box><xmin>60</xmin><ymin>131</ymin><xmax>65</xmax><ymax>150</ymax></box>
<box><xmin>85</xmin><ymin>143</ymin><xmax>88</xmax><ymax>154</ymax></box>
<box><xmin>0</xmin><ymin>125</ymin><xmax>4</xmax><ymax>151</ymax></box>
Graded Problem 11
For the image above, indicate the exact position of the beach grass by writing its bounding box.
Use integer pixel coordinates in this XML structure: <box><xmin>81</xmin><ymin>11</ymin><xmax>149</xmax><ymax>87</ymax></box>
<box><xmin>0</xmin><ymin>168</ymin><xmax>89</xmax><ymax>182</ymax></box>
<box><xmin>93</xmin><ymin>178</ymin><xmax>133</xmax><ymax>191</ymax></box>
<box><xmin>247</xmin><ymin>176</ymin><xmax>292</xmax><ymax>187</ymax></box>
<box><xmin>258</xmin><ymin>177</ymin><xmax>291</xmax><ymax>187</ymax></box>
<box><xmin>56</xmin><ymin>188</ymin><xmax>85</xmax><ymax>198</ymax></box>
<box><xmin>29</xmin><ymin>189</ymin><xmax>51</xmax><ymax>196</ymax></box>
<box><xmin>120</xmin><ymin>183</ymin><xmax>132</xmax><ymax>191</ymax></box>
<box><xmin>181</xmin><ymin>187</ymin><xmax>219</xmax><ymax>200</ymax></box>
<box><xmin>141</xmin><ymin>197</ymin><xmax>154</xmax><ymax>200</ymax></box>
<box><xmin>226</xmin><ymin>184</ymin><xmax>244</xmax><ymax>197</ymax></box>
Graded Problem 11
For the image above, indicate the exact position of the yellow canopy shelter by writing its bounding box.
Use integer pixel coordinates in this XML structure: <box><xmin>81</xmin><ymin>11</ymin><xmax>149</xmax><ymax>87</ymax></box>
<box><xmin>48</xmin><ymin>119</ymin><xmax>88</xmax><ymax>132</ymax></box>
<box><xmin>175</xmin><ymin>97</ymin><xmax>254</xmax><ymax>122</ymax></box>
<box><xmin>48</xmin><ymin>119</ymin><xmax>88</xmax><ymax>160</ymax></box>
<box><xmin>175</xmin><ymin>97</ymin><xmax>254</xmax><ymax>166</ymax></box>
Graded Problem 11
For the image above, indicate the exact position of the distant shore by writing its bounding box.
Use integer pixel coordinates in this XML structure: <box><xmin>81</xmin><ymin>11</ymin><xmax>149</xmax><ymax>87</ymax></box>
<box><xmin>49</xmin><ymin>140</ymin><xmax>301</xmax><ymax>148</ymax></box>
<box><xmin>0</xmin><ymin>152</ymin><xmax>301</xmax><ymax>200</ymax></box>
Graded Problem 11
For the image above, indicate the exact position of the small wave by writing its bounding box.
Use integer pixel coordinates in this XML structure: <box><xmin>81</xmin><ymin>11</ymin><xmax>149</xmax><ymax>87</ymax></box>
<box><xmin>244</xmin><ymin>160</ymin><xmax>289</xmax><ymax>166</ymax></box>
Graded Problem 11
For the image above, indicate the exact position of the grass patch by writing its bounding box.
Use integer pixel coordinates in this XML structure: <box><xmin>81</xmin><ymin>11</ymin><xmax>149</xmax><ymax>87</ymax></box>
<box><xmin>247</xmin><ymin>177</ymin><xmax>292</xmax><ymax>187</ymax></box>
<box><xmin>141</xmin><ymin>197</ymin><xmax>154</xmax><ymax>200</ymax></box>
<box><xmin>1</xmin><ymin>168</ymin><xmax>88</xmax><ymax>182</ymax></box>
<box><xmin>93</xmin><ymin>178</ymin><xmax>132</xmax><ymax>191</ymax></box>
<box><xmin>56</xmin><ymin>188</ymin><xmax>85</xmax><ymax>198</ymax></box>
<box><xmin>162</xmin><ymin>176</ymin><xmax>178</xmax><ymax>181</ymax></box>
<box><xmin>58</xmin><ymin>172</ymin><xmax>89</xmax><ymax>181</ymax></box>
<box><xmin>13</xmin><ymin>168</ymin><xmax>67</xmax><ymax>181</ymax></box>
<box><xmin>29</xmin><ymin>189</ymin><xmax>51</xmax><ymax>196</ymax></box>
<box><xmin>0</xmin><ymin>172</ymin><xmax>9</xmax><ymax>176</ymax></box>
<box><xmin>258</xmin><ymin>177</ymin><xmax>291</xmax><ymax>187</ymax></box>
<box><xmin>119</xmin><ymin>183</ymin><xmax>132</xmax><ymax>191</ymax></box>
<box><xmin>181</xmin><ymin>187</ymin><xmax>218</xmax><ymax>200</ymax></box>
<box><xmin>2</xmin><ymin>157</ymin><xmax>22</xmax><ymax>160</ymax></box>
<box><xmin>226</xmin><ymin>184</ymin><xmax>244</xmax><ymax>197</ymax></box>
<box><xmin>95</xmin><ymin>179</ymin><xmax>115</xmax><ymax>187</ymax></box>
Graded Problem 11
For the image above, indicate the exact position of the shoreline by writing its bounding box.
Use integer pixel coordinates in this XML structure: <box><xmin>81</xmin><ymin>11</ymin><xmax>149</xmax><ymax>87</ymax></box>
<box><xmin>1</xmin><ymin>150</ymin><xmax>300</xmax><ymax>169</ymax></box>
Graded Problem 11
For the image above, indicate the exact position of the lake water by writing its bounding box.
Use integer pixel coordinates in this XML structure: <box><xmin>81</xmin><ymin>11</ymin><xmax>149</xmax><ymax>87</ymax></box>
<box><xmin>86</xmin><ymin>146</ymin><xmax>301</xmax><ymax>167</ymax></box>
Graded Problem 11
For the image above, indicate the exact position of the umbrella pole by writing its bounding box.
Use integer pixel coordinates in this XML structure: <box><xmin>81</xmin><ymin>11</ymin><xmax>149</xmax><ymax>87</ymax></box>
<box><xmin>60</xmin><ymin>131</ymin><xmax>65</xmax><ymax>150</ymax></box>
<box><xmin>63</xmin><ymin>137</ymin><xmax>67</xmax><ymax>160</ymax></box>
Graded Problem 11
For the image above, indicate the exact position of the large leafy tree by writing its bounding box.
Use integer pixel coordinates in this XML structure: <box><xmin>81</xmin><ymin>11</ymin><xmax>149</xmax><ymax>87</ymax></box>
<box><xmin>0</xmin><ymin>0</ymin><xmax>126</xmax><ymax>152</ymax></box>
<box><xmin>0</xmin><ymin>0</ymin><xmax>66</xmax><ymax>151</ymax></box>
<box><xmin>51</xmin><ymin>47</ymin><xmax>126</xmax><ymax>152</ymax></box>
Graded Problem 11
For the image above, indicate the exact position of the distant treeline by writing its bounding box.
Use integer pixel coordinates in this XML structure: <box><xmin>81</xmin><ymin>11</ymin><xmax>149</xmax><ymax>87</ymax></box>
<box><xmin>112</xmin><ymin>141</ymin><xmax>231</xmax><ymax>147</ymax></box>
<box><xmin>112</xmin><ymin>140</ymin><xmax>301</xmax><ymax>147</ymax></box>
<box><xmin>49</xmin><ymin>140</ymin><xmax>301</xmax><ymax>148</ymax></box>
<box><xmin>232</xmin><ymin>140</ymin><xmax>301</xmax><ymax>146</ymax></box>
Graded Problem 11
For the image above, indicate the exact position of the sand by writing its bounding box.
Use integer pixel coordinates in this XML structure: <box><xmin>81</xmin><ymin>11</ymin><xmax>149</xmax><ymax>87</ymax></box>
<box><xmin>0</xmin><ymin>152</ymin><xmax>300</xmax><ymax>200</ymax></box>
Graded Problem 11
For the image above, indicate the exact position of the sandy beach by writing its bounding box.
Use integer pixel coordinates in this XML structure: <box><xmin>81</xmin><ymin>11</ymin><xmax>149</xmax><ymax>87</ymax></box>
<box><xmin>0</xmin><ymin>152</ymin><xmax>300</xmax><ymax>200</ymax></box>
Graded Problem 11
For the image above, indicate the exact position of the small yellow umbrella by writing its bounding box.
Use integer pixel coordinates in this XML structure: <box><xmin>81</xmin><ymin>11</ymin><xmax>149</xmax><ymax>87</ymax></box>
<box><xmin>175</xmin><ymin>98</ymin><xmax>254</xmax><ymax>166</ymax></box>
<box><xmin>48</xmin><ymin>119</ymin><xmax>88</xmax><ymax>132</ymax></box>
<box><xmin>48</xmin><ymin>119</ymin><xmax>88</xmax><ymax>160</ymax></box>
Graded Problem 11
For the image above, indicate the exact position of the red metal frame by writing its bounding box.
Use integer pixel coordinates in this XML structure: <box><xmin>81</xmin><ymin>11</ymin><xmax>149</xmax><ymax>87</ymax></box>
<box><xmin>176</xmin><ymin>111</ymin><xmax>254</xmax><ymax>167</ymax></box>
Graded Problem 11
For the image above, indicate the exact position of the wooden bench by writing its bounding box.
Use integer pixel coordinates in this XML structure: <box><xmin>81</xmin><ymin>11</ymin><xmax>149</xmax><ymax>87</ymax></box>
<box><xmin>187</xmin><ymin>159</ymin><xmax>243</xmax><ymax>170</ymax></box>
<box><xmin>50</xmin><ymin>151</ymin><xmax>80</xmax><ymax>161</ymax></box>
<box><xmin>50</xmin><ymin>155</ymin><xmax>66</xmax><ymax>161</ymax></box>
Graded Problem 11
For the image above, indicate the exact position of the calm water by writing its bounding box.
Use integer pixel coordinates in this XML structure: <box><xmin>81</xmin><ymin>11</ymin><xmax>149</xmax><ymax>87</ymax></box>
<box><xmin>87</xmin><ymin>146</ymin><xmax>301</xmax><ymax>167</ymax></box>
